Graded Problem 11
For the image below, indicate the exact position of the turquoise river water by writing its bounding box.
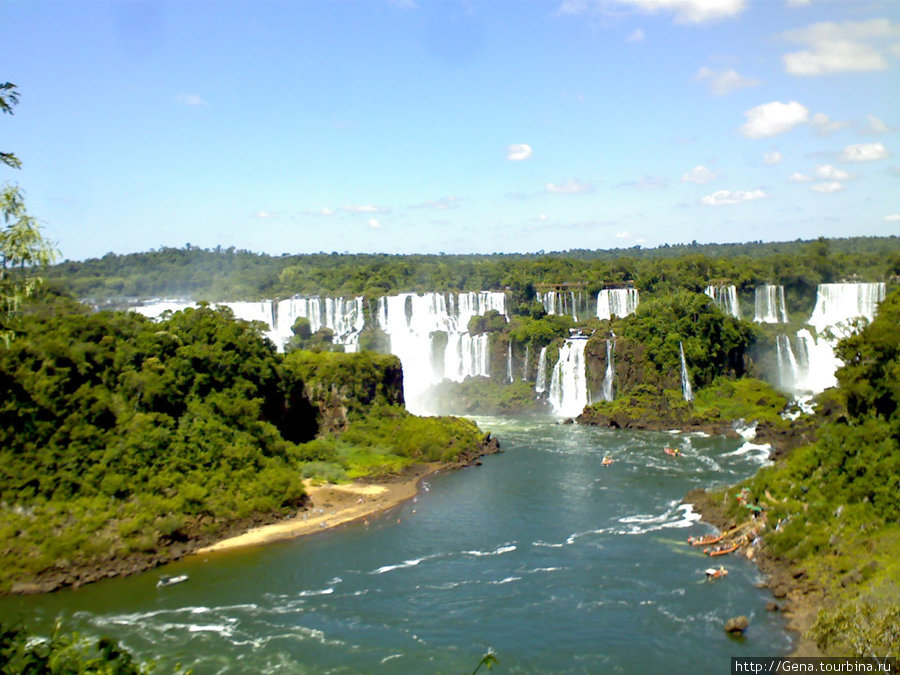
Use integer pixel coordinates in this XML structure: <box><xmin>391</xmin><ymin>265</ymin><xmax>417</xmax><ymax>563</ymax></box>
<box><xmin>0</xmin><ymin>415</ymin><xmax>792</xmax><ymax>673</ymax></box>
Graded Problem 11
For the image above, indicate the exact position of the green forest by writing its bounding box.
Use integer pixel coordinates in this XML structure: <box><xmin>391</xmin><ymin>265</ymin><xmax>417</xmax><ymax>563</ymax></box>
<box><xmin>1</xmin><ymin>235</ymin><xmax>898</xmax><ymax>661</ymax></box>
<box><xmin>0</xmin><ymin>302</ymin><xmax>489</xmax><ymax>594</ymax></box>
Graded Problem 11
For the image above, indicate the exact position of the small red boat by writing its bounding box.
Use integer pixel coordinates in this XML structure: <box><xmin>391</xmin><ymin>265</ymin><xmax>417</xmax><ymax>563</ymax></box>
<box><xmin>687</xmin><ymin>533</ymin><xmax>725</xmax><ymax>547</ymax></box>
<box><xmin>602</xmin><ymin>456</ymin><xmax>614</xmax><ymax>466</ymax></box>
<box><xmin>706</xmin><ymin>543</ymin><xmax>740</xmax><ymax>557</ymax></box>
<box><xmin>705</xmin><ymin>567</ymin><xmax>728</xmax><ymax>580</ymax></box>
<box><xmin>664</xmin><ymin>447</ymin><xmax>680</xmax><ymax>457</ymax></box>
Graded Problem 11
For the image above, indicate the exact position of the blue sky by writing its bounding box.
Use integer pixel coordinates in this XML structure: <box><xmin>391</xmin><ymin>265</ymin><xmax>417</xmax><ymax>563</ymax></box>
<box><xmin>3</xmin><ymin>0</ymin><xmax>899</xmax><ymax>261</ymax></box>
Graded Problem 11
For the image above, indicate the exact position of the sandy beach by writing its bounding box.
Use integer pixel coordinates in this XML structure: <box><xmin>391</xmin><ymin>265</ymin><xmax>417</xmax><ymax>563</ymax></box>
<box><xmin>195</xmin><ymin>464</ymin><xmax>440</xmax><ymax>555</ymax></box>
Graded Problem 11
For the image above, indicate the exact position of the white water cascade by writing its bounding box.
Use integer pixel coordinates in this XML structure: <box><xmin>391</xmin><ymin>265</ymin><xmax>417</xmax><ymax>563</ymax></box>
<box><xmin>506</xmin><ymin>342</ymin><xmax>514</xmax><ymax>383</ymax></box>
<box><xmin>522</xmin><ymin>344</ymin><xmax>531</xmax><ymax>381</ymax></box>
<box><xmin>548</xmin><ymin>339</ymin><xmax>589</xmax><ymax>417</ymax></box>
<box><xmin>129</xmin><ymin>296</ymin><xmax>366</xmax><ymax>352</ymax></box>
<box><xmin>376</xmin><ymin>291</ymin><xmax>507</xmax><ymax>413</ymax></box>
<box><xmin>596</xmin><ymin>288</ymin><xmax>640</xmax><ymax>321</ymax></box>
<box><xmin>754</xmin><ymin>285</ymin><xmax>789</xmax><ymax>324</ymax></box>
<box><xmin>777</xmin><ymin>282</ymin><xmax>885</xmax><ymax>394</ymax></box>
<box><xmin>601</xmin><ymin>339</ymin><xmax>615</xmax><ymax>402</ymax></box>
<box><xmin>679</xmin><ymin>342</ymin><xmax>693</xmax><ymax>402</ymax></box>
<box><xmin>535</xmin><ymin>346</ymin><xmax>549</xmax><ymax>394</ymax></box>
<box><xmin>539</xmin><ymin>290</ymin><xmax>589</xmax><ymax>321</ymax></box>
<box><xmin>704</xmin><ymin>285</ymin><xmax>741</xmax><ymax>319</ymax></box>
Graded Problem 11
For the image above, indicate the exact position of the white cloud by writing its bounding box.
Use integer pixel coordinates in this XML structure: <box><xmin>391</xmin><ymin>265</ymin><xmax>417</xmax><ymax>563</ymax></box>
<box><xmin>612</xmin><ymin>0</ymin><xmax>747</xmax><ymax>24</ymax></box>
<box><xmin>816</xmin><ymin>164</ymin><xmax>853</xmax><ymax>181</ymax></box>
<box><xmin>507</xmin><ymin>143</ymin><xmax>533</xmax><ymax>161</ymax></box>
<box><xmin>254</xmin><ymin>211</ymin><xmax>276</xmax><ymax>219</ymax></box>
<box><xmin>811</xmin><ymin>182</ymin><xmax>845</xmax><ymax>193</ymax></box>
<box><xmin>414</xmin><ymin>196</ymin><xmax>460</xmax><ymax>210</ymax></box>
<box><xmin>681</xmin><ymin>164</ymin><xmax>719</xmax><ymax>184</ymax></box>
<box><xmin>764</xmin><ymin>151</ymin><xmax>783</xmax><ymax>165</ymax></box>
<box><xmin>368</xmin><ymin>218</ymin><xmax>382</xmax><ymax>229</ymax></box>
<box><xmin>615</xmin><ymin>230</ymin><xmax>632</xmax><ymax>239</ymax></box>
<box><xmin>556</xmin><ymin>0</ymin><xmax>746</xmax><ymax>23</ymax></box>
<box><xmin>546</xmin><ymin>179</ymin><xmax>595</xmax><ymax>194</ymax></box>
<box><xmin>840</xmin><ymin>142</ymin><xmax>890</xmax><ymax>162</ymax></box>
<box><xmin>701</xmin><ymin>189</ymin><xmax>766</xmax><ymax>206</ymax></box>
<box><xmin>175</xmin><ymin>93</ymin><xmax>208</xmax><ymax>107</ymax></box>
<box><xmin>811</xmin><ymin>113</ymin><xmax>850</xmax><ymax>136</ymax></box>
<box><xmin>863</xmin><ymin>115</ymin><xmax>893</xmax><ymax>134</ymax></box>
<box><xmin>626</xmin><ymin>29</ymin><xmax>645</xmax><ymax>42</ymax></box>
<box><xmin>341</xmin><ymin>204</ymin><xmax>390</xmax><ymax>213</ymax></box>
<box><xmin>885</xmin><ymin>214</ymin><xmax>900</xmax><ymax>222</ymax></box>
<box><xmin>694</xmin><ymin>67</ymin><xmax>760</xmax><ymax>95</ymax></box>
<box><xmin>320</xmin><ymin>207</ymin><xmax>334</xmax><ymax>216</ymax></box>
<box><xmin>781</xmin><ymin>19</ymin><xmax>900</xmax><ymax>76</ymax></box>
<box><xmin>741</xmin><ymin>101</ymin><xmax>810</xmax><ymax>138</ymax></box>
<box><xmin>789</xmin><ymin>172</ymin><xmax>813</xmax><ymax>182</ymax></box>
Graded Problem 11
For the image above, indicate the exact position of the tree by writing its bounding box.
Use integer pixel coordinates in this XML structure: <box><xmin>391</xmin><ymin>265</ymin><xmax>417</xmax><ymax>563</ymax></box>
<box><xmin>1</xmin><ymin>82</ymin><xmax>58</xmax><ymax>344</ymax></box>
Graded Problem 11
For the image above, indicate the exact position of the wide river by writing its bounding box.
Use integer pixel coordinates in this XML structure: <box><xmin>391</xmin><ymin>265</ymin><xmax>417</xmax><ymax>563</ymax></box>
<box><xmin>0</xmin><ymin>416</ymin><xmax>791</xmax><ymax>673</ymax></box>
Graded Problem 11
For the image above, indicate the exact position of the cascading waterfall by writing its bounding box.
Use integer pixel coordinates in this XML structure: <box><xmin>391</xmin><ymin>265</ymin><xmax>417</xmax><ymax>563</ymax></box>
<box><xmin>775</xmin><ymin>334</ymin><xmax>801</xmax><ymax>391</ymax></box>
<box><xmin>548</xmin><ymin>339</ymin><xmax>589</xmax><ymax>417</ymax></box>
<box><xmin>539</xmin><ymin>290</ymin><xmax>588</xmax><ymax>321</ymax></box>
<box><xmin>535</xmin><ymin>346</ymin><xmax>548</xmax><ymax>394</ymax></box>
<box><xmin>679</xmin><ymin>342</ymin><xmax>693</xmax><ymax>402</ymax></box>
<box><xmin>522</xmin><ymin>344</ymin><xmax>531</xmax><ymax>381</ymax></box>
<box><xmin>777</xmin><ymin>282</ymin><xmax>885</xmax><ymax>394</ymax></box>
<box><xmin>596</xmin><ymin>288</ymin><xmax>639</xmax><ymax>321</ymax></box>
<box><xmin>130</xmin><ymin>297</ymin><xmax>366</xmax><ymax>352</ymax></box>
<box><xmin>704</xmin><ymin>285</ymin><xmax>741</xmax><ymax>319</ymax></box>
<box><xmin>754</xmin><ymin>285</ymin><xmax>789</xmax><ymax>324</ymax></box>
<box><xmin>376</xmin><ymin>291</ymin><xmax>507</xmax><ymax>413</ymax></box>
<box><xmin>506</xmin><ymin>342</ymin><xmax>514</xmax><ymax>383</ymax></box>
<box><xmin>601</xmin><ymin>338</ymin><xmax>615</xmax><ymax>402</ymax></box>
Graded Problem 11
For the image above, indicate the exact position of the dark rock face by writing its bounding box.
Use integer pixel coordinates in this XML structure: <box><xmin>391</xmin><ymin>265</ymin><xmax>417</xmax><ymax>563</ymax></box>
<box><xmin>724</xmin><ymin>615</ymin><xmax>750</xmax><ymax>634</ymax></box>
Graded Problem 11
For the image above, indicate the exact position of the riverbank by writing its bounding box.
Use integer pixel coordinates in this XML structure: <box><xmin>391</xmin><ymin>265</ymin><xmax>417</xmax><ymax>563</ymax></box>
<box><xmin>196</xmin><ymin>463</ymin><xmax>440</xmax><ymax>554</ymax></box>
<box><xmin>683</xmin><ymin>487</ymin><xmax>824</xmax><ymax>656</ymax></box>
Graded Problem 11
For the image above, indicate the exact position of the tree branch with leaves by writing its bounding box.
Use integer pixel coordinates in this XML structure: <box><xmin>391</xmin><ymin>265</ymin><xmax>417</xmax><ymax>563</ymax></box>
<box><xmin>1</xmin><ymin>82</ymin><xmax>59</xmax><ymax>344</ymax></box>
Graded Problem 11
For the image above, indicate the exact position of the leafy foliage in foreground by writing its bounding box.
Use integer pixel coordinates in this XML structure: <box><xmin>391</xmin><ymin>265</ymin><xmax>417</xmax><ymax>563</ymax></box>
<box><xmin>0</xmin><ymin>304</ymin><xmax>487</xmax><ymax>593</ymax></box>
<box><xmin>722</xmin><ymin>288</ymin><xmax>900</xmax><ymax>656</ymax></box>
<box><xmin>0</xmin><ymin>621</ymin><xmax>158</xmax><ymax>674</ymax></box>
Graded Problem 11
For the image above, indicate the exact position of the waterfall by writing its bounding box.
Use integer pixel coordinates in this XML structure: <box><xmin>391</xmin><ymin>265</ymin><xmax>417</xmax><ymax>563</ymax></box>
<box><xmin>522</xmin><ymin>344</ymin><xmax>531</xmax><ymax>381</ymax></box>
<box><xmin>376</xmin><ymin>291</ymin><xmax>507</xmax><ymax>413</ymax></box>
<box><xmin>597</xmin><ymin>288</ymin><xmax>639</xmax><ymax>321</ymax></box>
<box><xmin>601</xmin><ymin>339</ymin><xmax>615</xmax><ymax>402</ymax></box>
<box><xmin>775</xmin><ymin>283</ymin><xmax>885</xmax><ymax>395</ymax></box>
<box><xmin>754</xmin><ymin>285</ymin><xmax>789</xmax><ymax>324</ymax></box>
<box><xmin>535</xmin><ymin>346</ymin><xmax>548</xmax><ymax>394</ymax></box>
<box><xmin>273</xmin><ymin>296</ymin><xmax>366</xmax><ymax>351</ymax></box>
<box><xmin>704</xmin><ymin>285</ymin><xmax>741</xmax><ymax>319</ymax></box>
<box><xmin>775</xmin><ymin>334</ymin><xmax>801</xmax><ymax>391</ymax></box>
<box><xmin>548</xmin><ymin>339</ymin><xmax>589</xmax><ymax>417</ymax></box>
<box><xmin>679</xmin><ymin>342</ymin><xmax>693</xmax><ymax>402</ymax></box>
<box><xmin>539</xmin><ymin>290</ymin><xmax>586</xmax><ymax>321</ymax></box>
<box><xmin>506</xmin><ymin>341</ymin><xmax>514</xmax><ymax>383</ymax></box>
<box><xmin>130</xmin><ymin>297</ymin><xmax>366</xmax><ymax>352</ymax></box>
<box><xmin>808</xmin><ymin>282</ymin><xmax>885</xmax><ymax>334</ymax></box>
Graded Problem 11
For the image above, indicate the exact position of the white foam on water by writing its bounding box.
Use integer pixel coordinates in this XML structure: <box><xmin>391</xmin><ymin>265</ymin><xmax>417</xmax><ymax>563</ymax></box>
<box><xmin>298</xmin><ymin>587</ymin><xmax>335</xmax><ymax>597</ymax></box>
<box><xmin>616</xmin><ymin>503</ymin><xmax>700</xmax><ymax>535</ymax></box>
<box><xmin>488</xmin><ymin>576</ymin><xmax>522</xmax><ymax>585</ymax></box>
<box><xmin>735</xmin><ymin>423</ymin><xmax>758</xmax><ymax>440</ymax></box>
<box><xmin>722</xmin><ymin>441</ymin><xmax>772</xmax><ymax>465</ymax></box>
<box><xmin>463</xmin><ymin>544</ymin><xmax>517</xmax><ymax>557</ymax></box>
<box><xmin>532</xmin><ymin>540</ymin><xmax>565</xmax><ymax>548</ymax></box>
